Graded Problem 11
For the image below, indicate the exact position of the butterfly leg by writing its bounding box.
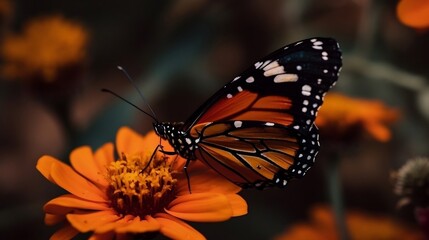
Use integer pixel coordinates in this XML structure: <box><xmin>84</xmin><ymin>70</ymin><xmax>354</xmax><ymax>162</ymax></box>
<box><xmin>184</xmin><ymin>159</ymin><xmax>192</xmax><ymax>194</ymax></box>
<box><xmin>141</xmin><ymin>144</ymin><xmax>169</xmax><ymax>173</ymax></box>
<box><xmin>159</xmin><ymin>149</ymin><xmax>177</xmax><ymax>155</ymax></box>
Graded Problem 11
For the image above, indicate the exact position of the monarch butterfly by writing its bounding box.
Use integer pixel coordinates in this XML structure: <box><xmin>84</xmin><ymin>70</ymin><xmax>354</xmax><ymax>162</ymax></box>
<box><xmin>150</xmin><ymin>37</ymin><xmax>342</xmax><ymax>189</ymax></box>
<box><xmin>111</xmin><ymin>37</ymin><xmax>342</xmax><ymax>189</ymax></box>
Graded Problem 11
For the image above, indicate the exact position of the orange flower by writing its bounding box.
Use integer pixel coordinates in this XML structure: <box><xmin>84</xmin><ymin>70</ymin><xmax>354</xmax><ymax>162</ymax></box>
<box><xmin>315</xmin><ymin>93</ymin><xmax>399</xmax><ymax>142</ymax></box>
<box><xmin>397</xmin><ymin>0</ymin><xmax>429</xmax><ymax>29</ymax></box>
<box><xmin>275</xmin><ymin>205</ymin><xmax>424</xmax><ymax>240</ymax></box>
<box><xmin>1</xmin><ymin>15</ymin><xmax>87</xmax><ymax>82</ymax></box>
<box><xmin>36</xmin><ymin>127</ymin><xmax>247</xmax><ymax>240</ymax></box>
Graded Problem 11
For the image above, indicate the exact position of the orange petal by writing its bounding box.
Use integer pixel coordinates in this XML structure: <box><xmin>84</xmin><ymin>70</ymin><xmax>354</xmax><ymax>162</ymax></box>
<box><xmin>225</xmin><ymin>194</ymin><xmax>248</xmax><ymax>217</ymax></box>
<box><xmin>116</xmin><ymin>127</ymin><xmax>147</xmax><ymax>155</ymax></box>
<box><xmin>44</xmin><ymin>194</ymin><xmax>110</xmax><ymax>215</ymax></box>
<box><xmin>166</xmin><ymin>193</ymin><xmax>233</xmax><ymax>222</ymax></box>
<box><xmin>94</xmin><ymin>143</ymin><xmax>114</xmax><ymax>171</ymax></box>
<box><xmin>94</xmin><ymin>215</ymin><xmax>135</xmax><ymax>234</ymax></box>
<box><xmin>397</xmin><ymin>0</ymin><xmax>429</xmax><ymax>28</ymax></box>
<box><xmin>50</xmin><ymin>224</ymin><xmax>79</xmax><ymax>240</ymax></box>
<box><xmin>155</xmin><ymin>213</ymin><xmax>206</xmax><ymax>240</ymax></box>
<box><xmin>115</xmin><ymin>216</ymin><xmax>161</xmax><ymax>234</ymax></box>
<box><xmin>67</xmin><ymin>210</ymin><xmax>121</xmax><ymax>232</ymax></box>
<box><xmin>70</xmin><ymin>146</ymin><xmax>109</xmax><ymax>188</ymax></box>
<box><xmin>45</xmin><ymin>213</ymin><xmax>65</xmax><ymax>226</ymax></box>
<box><xmin>50</xmin><ymin>160</ymin><xmax>107</xmax><ymax>202</ymax></box>
<box><xmin>364</xmin><ymin>123</ymin><xmax>391</xmax><ymax>142</ymax></box>
<box><xmin>36</xmin><ymin>155</ymin><xmax>69</xmax><ymax>184</ymax></box>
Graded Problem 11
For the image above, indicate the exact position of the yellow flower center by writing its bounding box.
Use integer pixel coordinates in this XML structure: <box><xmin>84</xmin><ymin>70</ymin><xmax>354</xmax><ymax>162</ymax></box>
<box><xmin>107</xmin><ymin>151</ymin><xmax>177</xmax><ymax>217</ymax></box>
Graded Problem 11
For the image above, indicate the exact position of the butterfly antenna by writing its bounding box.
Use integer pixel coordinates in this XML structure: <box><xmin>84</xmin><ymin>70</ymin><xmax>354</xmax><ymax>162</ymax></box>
<box><xmin>117</xmin><ymin>66</ymin><xmax>159</xmax><ymax>122</ymax></box>
<box><xmin>101</xmin><ymin>88</ymin><xmax>158</xmax><ymax>122</ymax></box>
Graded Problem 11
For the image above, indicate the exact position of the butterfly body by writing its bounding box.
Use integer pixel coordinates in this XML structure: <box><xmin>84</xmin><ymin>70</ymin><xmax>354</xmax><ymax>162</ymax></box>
<box><xmin>154</xmin><ymin>37</ymin><xmax>342</xmax><ymax>189</ymax></box>
<box><xmin>154</xmin><ymin>122</ymin><xmax>199</xmax><ymax>160</ymax></box>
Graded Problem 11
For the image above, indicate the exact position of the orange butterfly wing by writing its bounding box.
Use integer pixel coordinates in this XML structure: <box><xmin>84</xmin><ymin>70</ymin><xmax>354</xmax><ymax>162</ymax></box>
<box><xmin>191</xmin><ymin>121</ymin><xmax>319</xmax><ymax>188</ymax></box>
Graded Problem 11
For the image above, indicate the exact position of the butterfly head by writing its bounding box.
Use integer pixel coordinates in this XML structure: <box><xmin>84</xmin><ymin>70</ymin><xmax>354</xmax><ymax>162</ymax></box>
<box><xmin>153</xmin><ymin>122</ymin><xmax>168</xmax><ymax>139</ymax></box>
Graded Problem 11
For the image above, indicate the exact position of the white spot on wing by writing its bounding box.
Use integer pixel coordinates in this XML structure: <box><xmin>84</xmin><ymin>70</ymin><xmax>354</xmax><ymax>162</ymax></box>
<box><xmin>273</xmin><ymin>74</ymin><xmax>298</xmax><ymax>83</ymax></box>
<box><xmin>264</xmin><ymin>66</ymin><xmax>285</xmax><ymax>77</ymax></box>
<box><xmin>260</xmin><ymin>60</ymin><xmax>271</xmax><ymax>69</ymax></box>
<box><xmin>234</xmin><ymin>121</ymin><xmax>242</xmax><ymax>128</ymax></box>
<box><xmin>246</xmin><ymin>77</ymin><xmax>255</xmax><ymax>83</ymax></box>
<box><xmin>232</xmin><ymin>76</ymin><xmax>241</xmax><ymax>82</ymax></box>
<box><xmin>312</xmin><ymin>45</ymin><xmax>323</xmax><ymax>50</ymax></box>
<box><xmin>263</xmin><ymin>61</ymin><xmax>279</xmax><ymax>71</ymax></box>
<box><xmin>254</xmin><ymin>62</ymin><xmax>263</xmax><ymax>69</ymax></box>
<box><xmin>227</xmin><ymin>94</ymin><xmax>232</xmax><ymax>99</ymax></box>
<box><xmin>237</xmin><ymin>86</ymin><xmax>243</xmax><ymax>92</ymax></box>
<box><xmin>296</xmin><ymin>65</ymin><xmax>302</xmax><ymax>71</ymax></box>
<box><xmin>265</xmin><ymin>122</ymin><xmax>274</xmax><ymax>126</ymax></box>
<box><xmin>301</xmin><ymin>85</ymin><xmax>312</xmax><ymax>96</ymax></box>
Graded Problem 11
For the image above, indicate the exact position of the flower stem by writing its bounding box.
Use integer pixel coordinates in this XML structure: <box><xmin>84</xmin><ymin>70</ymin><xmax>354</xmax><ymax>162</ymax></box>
<box><xmin>326</xmin><ymin>153</ymin><xmax>349</xmax><ymax>240</ymax></box>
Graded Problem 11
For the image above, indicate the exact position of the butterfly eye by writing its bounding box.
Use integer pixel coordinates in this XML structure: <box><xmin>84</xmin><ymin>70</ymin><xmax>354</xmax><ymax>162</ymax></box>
<box><xmin>153</xmin><ymin>123</ymin><xmax>167</xmax><ymax>138</ymax></box>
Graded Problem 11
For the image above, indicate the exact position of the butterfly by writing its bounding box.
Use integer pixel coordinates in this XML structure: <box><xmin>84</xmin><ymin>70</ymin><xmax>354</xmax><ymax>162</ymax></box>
<box><xmin>151</xmin><ymin>37</ymin><xmax>342</xmax><ymax>189</ymax></box>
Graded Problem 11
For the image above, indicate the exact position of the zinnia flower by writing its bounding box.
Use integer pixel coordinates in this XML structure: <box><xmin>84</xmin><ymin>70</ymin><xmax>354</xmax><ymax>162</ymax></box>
<box><xmin>36</xmin><ymin>127</ymin><xmax>247</xmax><ymax>240</ymax></box>
<box><xmin>275</xmin><ymin>205</ymin><xmax>424</xmax><ymax>240</ymax></box>
<box><xmin>1</xmin><ymin>15</ymin><xmax>87</xmax><ymax>82</ymax></box>
<box><xmin>315</xmin><ymin>93</ymin><xmax>399</xmax><ymax>142</ymax></box>
<box><xmin>397</xmin><ymin>0</ymin><xmax>429</xmax><ymax>29</ymax></box>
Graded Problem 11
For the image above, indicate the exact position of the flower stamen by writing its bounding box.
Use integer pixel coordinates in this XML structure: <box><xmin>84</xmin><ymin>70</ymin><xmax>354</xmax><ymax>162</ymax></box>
<box><xmin>107</xmin><ymin>152</ymin><xmax>177</xmax><ymax>217</ymax></box>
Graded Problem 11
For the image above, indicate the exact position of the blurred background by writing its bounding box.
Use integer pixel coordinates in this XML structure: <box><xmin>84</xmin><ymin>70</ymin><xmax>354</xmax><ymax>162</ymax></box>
<box><xmin>1</xmin><ymin>0</ymin><xmax>428</xmax><ymax>239</ymax></box>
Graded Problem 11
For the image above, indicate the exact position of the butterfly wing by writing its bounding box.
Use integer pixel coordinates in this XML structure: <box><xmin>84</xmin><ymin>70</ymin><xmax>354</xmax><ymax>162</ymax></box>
<box><xmin>192</xmin><ymin>121</ymin><xmax>319</xmax><ymax>189</ymax></box>
<box><xmin>183</xmin><ymin>37</ymin><xmax>342</xmax><ymax>134</ymax></box>
<box><xmin>182</xmin><ymin>37</ymin><xmax>341</xmax><ymax>188</ymax></box>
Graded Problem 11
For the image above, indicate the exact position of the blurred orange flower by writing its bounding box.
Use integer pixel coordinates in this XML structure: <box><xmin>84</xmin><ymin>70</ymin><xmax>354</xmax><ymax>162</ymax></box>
<box><xmin>1</xmin><ymin>15</ymin><xmax>87</xmax><ymax>82</ymax></box>
<box><xmin>275</xmin><ymin>205</ymin><xmax>423</xmax><ymax>240</ymax></box>
<box><xmin>36</xmin><ymin>127</ymin><xmax>247</xmax><ymax>240</ymax></box>
<box><xmin>315</xmin><ymin>93</ymin><xmax>399</xmax><ymax>142</ymax></box>
<box><xmin>397</xmin><ymin>0</ymin><xmax>429</xmax><ymax>29</ymax></box>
